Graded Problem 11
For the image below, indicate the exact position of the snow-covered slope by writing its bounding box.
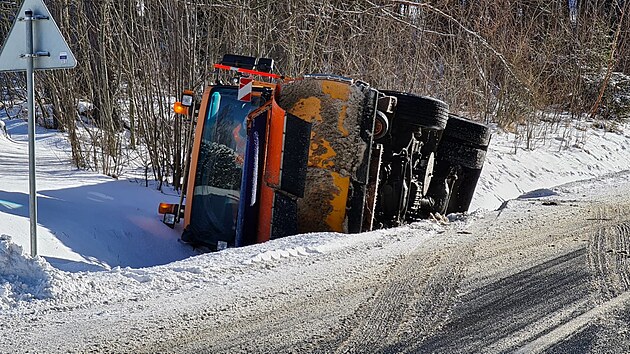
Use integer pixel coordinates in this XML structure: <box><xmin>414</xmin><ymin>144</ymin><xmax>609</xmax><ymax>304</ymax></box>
<box><xmin>473</xmin><ymin>121</ymin><xmax>630</xmax><ymax>210</ymax></box>
<box><xmin>0</xmin><ymin>118</ymin><xmax>195</xmax><ymax>272</ymax></box>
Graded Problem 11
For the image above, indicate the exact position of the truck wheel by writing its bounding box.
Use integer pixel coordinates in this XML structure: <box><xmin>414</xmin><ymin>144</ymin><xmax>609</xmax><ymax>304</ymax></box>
<box><xmin>441</xmin><ymin>114</ymin><xmax>491</xmax><ymax>150</ymax></box>
<box><xmin>374</xmin><ymin>111</ymin><xmax>389</xmax><ymax>141</ymax></box>
<box><xmin>433</xmin><ymin>140</ymin><xmax>487</xmax><ymax>214</ymax></box>
<box><xmin>381</xmin><ymin>90</ymin><xmax>449</xmax><ymax>130</ymax></box>
<box><xmin>445</xmin><ymin>166</ymin><xmax>483</xmax><ymax>215</ymax></box>
<box><xmin>437</xmin><ymin>143</ymin><xmax>486</xmax><ymax>170</ymax></box>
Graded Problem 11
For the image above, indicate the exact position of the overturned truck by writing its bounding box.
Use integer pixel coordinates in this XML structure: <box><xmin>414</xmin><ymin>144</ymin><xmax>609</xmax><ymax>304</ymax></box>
<box><xmin>159</xmin><ymin>55</ymin><xmax>491</xmax><ymax>251</ymax></box>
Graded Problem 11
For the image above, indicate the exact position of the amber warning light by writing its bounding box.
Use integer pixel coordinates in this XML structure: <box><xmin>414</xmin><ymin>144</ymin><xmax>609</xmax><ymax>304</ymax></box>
<box><xmin>173</xmin><ymin>102</ymin><xmax>188</xmax><ymax>115</ymax></box>
<box><xmin>159</xmin><ymin>202</ymin><xmax>179</xmax><ymax>228</ymax></box>
<box><xmin>173</xmin><ymin>89</ymin><xmax>194</xmax><ymax>115</ymax></box>
<box><xmin>158</xmin><ymin>203</ymin><xmax>177</xmax><ymax>215</ymax></box>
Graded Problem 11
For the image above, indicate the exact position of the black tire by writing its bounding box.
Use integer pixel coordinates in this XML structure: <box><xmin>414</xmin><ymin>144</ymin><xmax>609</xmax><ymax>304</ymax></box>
<box><xmin>426</xmin><ymin>150</ymin><xmax>485</xmax><ymax>215</ymax></box>
<box><xmin>436</xmin><ymin>143</ymin><xmax>486</xmax><ymax>170</ymax></box>
<box><xmin>432</xmin><ymin>141</ymin><xmax>487</xmax><ymax>214</ymax></box>
<box><xmin>441</xmin><ymin>114</ymin><xmax>491</xmax><ymax>150</ymax></box>
<box><xmin>381</xmin><ymin>90</ymin><xmax>449</xmax><ymax>130</ymax></box>
<box><xmin>429</xmin><ymin>116</ymin><xmax>491</xmax><ymax>214</ymax></box>
<box><xmin>445</xmin><ymin>167</ymin><xmax>483</xmax><ymax>214</ymax></box>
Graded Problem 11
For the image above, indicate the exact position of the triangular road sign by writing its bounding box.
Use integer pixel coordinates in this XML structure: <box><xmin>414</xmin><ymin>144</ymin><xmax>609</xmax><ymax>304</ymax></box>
<box><xmin>0</xmin><ymin>0</ymin><xmax>77</xmax><ymax>72</ymax></box>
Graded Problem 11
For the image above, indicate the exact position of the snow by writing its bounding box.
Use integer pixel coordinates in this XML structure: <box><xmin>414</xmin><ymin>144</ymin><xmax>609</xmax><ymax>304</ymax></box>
<box><xmin>0</xmin><ymin>118</ymin><xmax>195</xmax><ymax>273</ymax></box>
<box><xmin>472</xmin><ymin>120</ymin><xmax>630</xmax><ymax>211</ymax></box>
<box><xmin>1</xmin><ymin>114</ymin><xmax>630</xmax><ymax>315</ymax></box>
<box><xmin>0</xmin><ymin>234</ymin><xmax>57</xmax><ymax>309</ymax></box>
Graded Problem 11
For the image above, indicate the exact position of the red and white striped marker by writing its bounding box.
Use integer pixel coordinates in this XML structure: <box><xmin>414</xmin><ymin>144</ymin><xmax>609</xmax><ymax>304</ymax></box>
<box><xmin>238</xmin><ymin>77</ymin><xmax>253</xmax><ymax>102</ymax></box>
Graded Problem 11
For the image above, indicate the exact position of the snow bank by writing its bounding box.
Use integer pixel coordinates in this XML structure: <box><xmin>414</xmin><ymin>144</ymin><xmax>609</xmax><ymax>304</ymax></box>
<box><xmin>247</xmin><ymin>246</ymin><xmax>318</xmax><ymax>264</ymax></box>
<box><xmin>472</xmin><ymin>121</ymin><xmax>630</xmax><ymax>211</ymax></box>
<box><xmin>0</xmin><ymin>235</ymin><xmax>58</xmax><ymax>309</ymax></box>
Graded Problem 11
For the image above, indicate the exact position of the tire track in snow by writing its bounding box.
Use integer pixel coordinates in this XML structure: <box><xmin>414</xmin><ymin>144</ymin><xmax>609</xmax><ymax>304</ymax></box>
<box><xmin>325</xmin><ymin>237</ymin><xmax>473</xmax><ymax>354</ymax></box>
<box><xmin>394</xmin><ymin>202</ymin><xmax>630</xmax><ymax>353</ymax></box>
<box><xmin>517</xmin><ymin>291</ymin><xmax>630</xmax><ymax>353</ymax></box>
<box><xmin>527</xmin><ymin>206</ymin><xmax>630</xmax><ymax>353</ymax></box>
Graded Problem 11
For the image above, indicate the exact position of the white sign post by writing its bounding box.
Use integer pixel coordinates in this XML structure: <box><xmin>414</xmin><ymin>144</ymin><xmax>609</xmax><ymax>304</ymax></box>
<box><xmin>0</xmin><ymin>0</ymin><xmax>77</xmax><ymax>257</ymax></box>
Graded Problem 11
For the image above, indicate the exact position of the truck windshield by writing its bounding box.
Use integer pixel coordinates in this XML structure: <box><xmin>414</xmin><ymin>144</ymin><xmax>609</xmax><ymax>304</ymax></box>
<box><xmin>190</xmin><ymin>86</ymin><xmax>263</xmax><ymax>245</ymax></box>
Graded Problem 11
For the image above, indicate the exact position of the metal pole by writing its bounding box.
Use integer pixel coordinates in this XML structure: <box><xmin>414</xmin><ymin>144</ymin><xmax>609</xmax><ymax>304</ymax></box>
<box><xmin>25</xmin><ymin>9</ymin><xmax>37</xmax><ymax>257</ymax></box>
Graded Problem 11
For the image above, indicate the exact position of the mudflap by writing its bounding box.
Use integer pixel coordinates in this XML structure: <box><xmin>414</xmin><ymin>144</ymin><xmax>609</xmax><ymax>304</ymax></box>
<box><xmin>445</xmin><ymin>166</ymin><xmax>483</xmax><ymax>214</ymax></box>
<box><xmin>256</xmin><ymin>102</ymin><xmax>312</xmax><ymax>243</ymax></box>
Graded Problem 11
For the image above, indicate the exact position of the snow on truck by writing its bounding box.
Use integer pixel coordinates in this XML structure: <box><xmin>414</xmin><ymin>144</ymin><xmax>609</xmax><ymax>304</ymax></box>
<box><xmin>158</xmin><ymin>54</ymin><xmax>491</xmax><ymax>251</ymax></box>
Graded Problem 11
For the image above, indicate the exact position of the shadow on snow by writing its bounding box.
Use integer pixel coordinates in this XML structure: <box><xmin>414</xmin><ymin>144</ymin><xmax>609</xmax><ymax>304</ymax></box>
<box><xmin>0</xmin><ymin>180</ymin><xmax>195</xmax><ymax>272</ymax></box>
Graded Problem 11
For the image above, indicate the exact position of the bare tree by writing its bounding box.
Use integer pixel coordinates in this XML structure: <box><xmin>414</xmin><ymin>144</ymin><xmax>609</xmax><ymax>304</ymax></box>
<box><xmin>0</xmin><ymin>0</ymin><xmax>625</xmax><ymax>184</ymax></box>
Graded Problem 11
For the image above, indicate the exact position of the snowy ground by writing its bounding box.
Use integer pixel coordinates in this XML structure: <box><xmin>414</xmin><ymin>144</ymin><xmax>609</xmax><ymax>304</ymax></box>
<box><xmin>472</xmin><ymin>120</ymin><xmax>630</xmax><ymax>210</ymax></box>
<box><xmin>0</xmin><ymin>114</ymin><xmax>629</xmax><ymax>322</ymax></box>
